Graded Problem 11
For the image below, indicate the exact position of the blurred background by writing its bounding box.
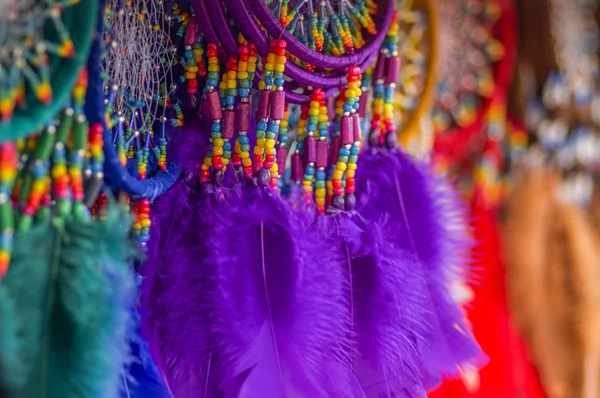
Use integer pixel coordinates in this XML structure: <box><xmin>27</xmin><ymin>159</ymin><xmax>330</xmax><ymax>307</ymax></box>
<box><xmin>426</xmin><ymin>0</ymin><xmax>600</xmax><ymax>397</ymax></box>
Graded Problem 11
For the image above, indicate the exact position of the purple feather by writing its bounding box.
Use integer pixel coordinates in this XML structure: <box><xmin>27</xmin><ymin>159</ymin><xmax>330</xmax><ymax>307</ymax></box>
<box><xmin>205</xmin><ymin>186</ymin><xmax>362</xmax><ymax>397</ymax></box>
<box><xmin>141</xmin><ymin>173</ymin><xmax>218</xmax><ymax>397</ymax></box>
<box><xmin>355</xmin><ymin>149</ymin><xmax>486</xmax><ymax>389</ymax></box>
<box><xmin>329</xmin><ymin>214</ymin><xmax>429</xmax><ymax>398</ymax></box>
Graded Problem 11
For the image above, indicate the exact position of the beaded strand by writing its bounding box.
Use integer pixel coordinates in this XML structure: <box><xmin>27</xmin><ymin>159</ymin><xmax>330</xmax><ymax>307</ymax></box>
<box><xmin>200</xmin><ymin>43</ymin><xmax>223</xmax><ymax>186</ymax></box>
<box><xmin>0</xmin><ymin>142</ymin><xmax>17</xmax><ymax>279</ymax></box>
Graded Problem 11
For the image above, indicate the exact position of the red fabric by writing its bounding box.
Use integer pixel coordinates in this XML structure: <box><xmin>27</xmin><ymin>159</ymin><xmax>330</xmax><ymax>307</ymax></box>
<box><xmin>428</xmin><ymin>191</ymin><xmax>546</xmax><ymax>398</ymax></box>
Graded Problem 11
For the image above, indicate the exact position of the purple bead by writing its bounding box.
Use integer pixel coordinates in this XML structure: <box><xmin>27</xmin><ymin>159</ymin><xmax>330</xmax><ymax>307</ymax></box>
<box><xmin>205</xmin><ymin>91</ymin><xmax>222</xmax><ymax>120</ymax></box>
<box><xmin>374</xmin><ymin>52</ymin><xmax>386</xmax><ymax>80</ymax></box>
<box><xmin>341</xmin><ymin>116</ymin><xmax>353</xmax><ymax>145</ymax></box>
<box><xmin>345</xmin><ymin>193</ymin><xmax>356</xmax><ymax>211</ymax></box>
<box><xmin>385</xmin><ymin>132</ymin><xmax>397</xmax><ymax>149</ymax></box>
<box><xmin>329</xmin><ymin>135</ymin><xmax>340</xmax><ymax>165</ymax></box>
<box><xmin>358</xmin><ymin>94</ymin><xmax>368</xmax><ymax>118</ymax></box>
<box><xmin>270</xmin><ymin>90</ymin><xmax>285</xmax><ymax>120</ymax></box>
<box><xmin>327</xmin><ymin>96</ymin><xmax>336</xmax><ymax>121</ymax></box>
<box><xmin>351</xmin><ymin>113</ymin><xmax>362</xmax><ymax>143</ymax></box>
<box><xmin>385</xmin><ymin>57</ymin><xmax>400</xmax><ymax>85</ymax></box>
<box><xmin>306</xmin><ymin>136</ymin><xmax>317</xmax><ymax>163</ymax></box>
<box><xmin>276</xmin><ymin>145</ymin><xmax>288</xmax><ymax>173</ymax></box>
<box><xmin>253</xmin><ymin>167</ymin><xmax>271</xmax><ymax>187</ymax></box>
<box><xmin>291</xmin><ymin>154</ymin><xmax>303</xmax><ymax>182</ymax></box>
<box><xmin>331</xmin><ymin>194</ymin><xmax>344</xmax><ymax>210</ymax></box>
<box><xmin>257</xmin><ymin>90</ymin><xmax>271</xmax><ymax>120</ymax></box>
<box><xmin>316</xmin><ymin>139</ymin><xmax>328</xmax><ymax>168</ymax></box>
<box><xmin>237</xmin><ymin>102</ymin><xmax>251</xmax><ymax>132</ymax></box>
<box><xmin>185</xmin><ymin>20</ymin><xmax>199</xmax><ymax>46</ymax></box>
<box><xmin>222</xmin><ymin>110</ymin><xmax>235</xmax><ymax>139</ymax></box>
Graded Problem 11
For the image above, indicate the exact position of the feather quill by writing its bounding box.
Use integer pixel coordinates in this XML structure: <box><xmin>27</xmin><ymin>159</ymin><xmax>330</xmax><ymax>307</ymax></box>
<box><xmin>355</xmin><ymin>149</ymin><xmax>484</xmax><ymax>387</ymax></box>
<box><xmin>0</xmin><ymin>207</ymin><xmax>136</xmax><ymax>398</ymax></box>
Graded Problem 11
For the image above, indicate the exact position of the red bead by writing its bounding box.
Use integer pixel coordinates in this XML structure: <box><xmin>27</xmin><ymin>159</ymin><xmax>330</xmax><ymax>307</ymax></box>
<box><xmin>263</xmin><ymin>161</ymin><xmax>273</xmax><ymax>169</ymax></box>
<box><xmin>265</xmin><ymin>154</ymin><xmax>276</xmax><ymax>162</ymax></box>
<box><xmin>248</xmin><ymin>44</ymin><xmax>257</xmax><ymax>56</ymax></box>
<box><xmin>208</xmin><ymin>43</ymin><xmax>218</xmax><ymax>51</ymax></box>
<box><xmin>253</xmin><ymin>154</ymin><xmax>263</xmax><ymax>163</ymax></box>
<box><xmin>348</xmin><ymin>65</ymin><xmax>361</xmax><ymax>76</ymax></box>
<box><xmin>188</xmin><ymin>79</ymin><xmax>198</xmax><ymax>88</ymax></box>
<box><xmin>239</xmin><ymin>45</ymin><xmax>248</xmax><ymax>54</ymax></box>
<box><xmin>201</xmin><ymin>170</ymin><xmax>210</xmax><ymax>177</ymax></box>
<box><xmin>333</xmin><ymin>180</ymin><xmax>342</xmax><ymax>189</ymax></box>
<box><xmin>346</xmin><ymin>185</ymin><xmax>356</xmax><ymax>194</ymax></box>
<box><xmin>240</xmin><ymin>54</ymin><xmax>249</xmax><ymax>61</ymax></box>
<box><xmin>275</xmin><ymin>48</ymin><xmax>286</xmax><ymax>56</ymax></box>
<box><xmin>346</xmin><ymin>179</ymin><xmax>355</xmax><ymax>188</ymax></box>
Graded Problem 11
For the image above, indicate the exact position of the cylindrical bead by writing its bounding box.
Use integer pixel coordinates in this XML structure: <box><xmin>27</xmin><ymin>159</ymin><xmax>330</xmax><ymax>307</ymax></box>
<box><xmin>276</xmin><ymin>146</ymin><xmax>288</xmax><ymax>173</ymax></box>
<box><xmin>222</xmin><ymin>110</ymin><xmax>235</xmax><ymax>139</ymax></box>
<box><xmin>185</xmin><ymin>20</ymin><xmax>200</xmax><ymax>46</ymax></box>
<box><xmin>327</xmin><ymin>96</ymin><xmax>336</xmax><ymax>121</ymax></box>
<box><xmin>306</xmin><ymin>136</ymin><xmax>317</xmax><ymax>163</ymax></box>
<box><xmin>340</xmin><ymin>115</ymin><xmax>353</xmax><ymax>145</ymax></box>
<box><xmin>237</xmin><ymin>102</ymin><xmax>251</xmax><ymax>131</ymax></box>
<box><xmin>358</xmin><ymin>93</ymin><xmax>368</xmax><ymax>117</ymax></box>
<box><xmin>374</xmin><ymin>53</ymin><xmax>386</xmax><ymax>80</ymax></box>
<box><xmin>205</xmin><ymin>90</ymin><xmax>222</xmax><ymax>120</ymax></box>
<box><xmin>351</xmin><ymin>113</ymin><xmax>362</xmax><ymax>142</ymax></box>
<box><xmin>385</xmin><ymin>57</ymin><xmax>400</xmax><ymax>85</ymax></box>
<box><xmin>257</xmin><ymin>90</ymin><xmax>271</xmax><ymax>119</ymax></box>
<box><xmin>270</xmin><ymin>91</ymin><xmax>285</xmax><ymax>120</ymax></box>
<box><xmin>316</xmin><ymin>140</ymin><xmax>328</xmax><ymax>168</ymax></box>
<box><xmin>329</xmin><ymin>135</ymin><xmax>340</xmax><ymax>165</ymax></box>
<box><xmin>291</xmin><ymin>153</ymin><xmax>303</xmax><ymax>182</ymax></box>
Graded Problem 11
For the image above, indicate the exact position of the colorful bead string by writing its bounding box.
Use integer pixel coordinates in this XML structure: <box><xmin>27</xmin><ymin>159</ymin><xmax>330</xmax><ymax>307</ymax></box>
<box><xmin>200</xmin><ymin>43</ymin><xmax>223</xmax><ymax>186</ymax></box>
<box><xmin>0</xmin><ymin>142</ymin><xmax>18</xmax><ymax>279</ymax></box>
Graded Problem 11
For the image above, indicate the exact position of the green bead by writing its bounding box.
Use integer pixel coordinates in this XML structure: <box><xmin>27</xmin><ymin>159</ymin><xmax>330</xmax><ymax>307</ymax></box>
<box><xmin>266</xmin><ymin>132</ymin><xmax>276</xmax><ymax>139</ymax></box>
<box><xmin>56</xmin><ymin>112</ymin><xmax>74</xmax><ymax>143</ymax></box>
<box><xmin>17</xmin><ymin>215</ymin><xmax>33</xmax><ymax>232</ymax></box>
<box><xmin>73</xmin><ymin>119</ymin><xmax>89</xmax><ymax>151</ymax></box>
<box><xmin>315</xmin><ymin>180</ymin><xmax>325</xmax><ymax>188</ymax></box>
<box><xmin>0</xmin><ymin>203</ymin><xmax>12</xmax><ymax>228</ymax></box>
<box><xmin>339</xmin><ymin>155</ymin><xmax>348</xmax><ymax>162</ymax></box>
<box><xmin>57</xmin><ymin>199</ymin><xmax>71</xmax><ymax>218</ymax></box>
<box><xmin>349</xmin><ymin>155</ymin><xmax>358</xmax><ymax>163</ymax></box>
<box><xmin>241</xmin><ymin>144</ymin><xmax>250</xmax><ymax>151</ymax></box>
<box><xmin>34</xmin><ymin>129</ymin><xmax>57</xmax><ymax>160</ymax></box>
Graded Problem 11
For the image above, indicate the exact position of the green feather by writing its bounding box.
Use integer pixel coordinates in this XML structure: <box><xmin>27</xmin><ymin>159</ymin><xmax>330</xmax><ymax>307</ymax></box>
<box><xmin>0</xmin><ymin>207</ymin><xmax>137</xmax><ymax>398</ymax></box>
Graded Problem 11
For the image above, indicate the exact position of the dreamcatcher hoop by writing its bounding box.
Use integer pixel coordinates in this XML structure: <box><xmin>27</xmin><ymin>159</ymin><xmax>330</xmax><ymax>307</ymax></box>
<box><xmin>0</xmin><ymin>0</ymin><xmax>98</xmax><ymax>142</ymax></box>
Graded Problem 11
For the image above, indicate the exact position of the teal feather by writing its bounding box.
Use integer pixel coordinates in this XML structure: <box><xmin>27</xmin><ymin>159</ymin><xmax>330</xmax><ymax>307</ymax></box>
<box><xmin>0</xmin><ymin>207</ymin><xmax>137</xmax><ymax>398</ymax></box>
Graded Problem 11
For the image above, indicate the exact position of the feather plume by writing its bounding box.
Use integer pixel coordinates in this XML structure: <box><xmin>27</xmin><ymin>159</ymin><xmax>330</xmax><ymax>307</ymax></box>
<box><xmin>0</xmin><ymin>207</ymin><xmax>136</xmax><ymax>398</ymax></box>
<box><xmin>203</xmin><ymin>186</ymin><xmax>359</xmax><ymax>397</ymax></box>
<box><xmin>141</xmin><ymin>174</ymin><xmax>217</xmax><ymax>397</ymax></box>
<box><xmin>334</xmin><ymin>214</ymin><xmax>429</xmax><ymax>397</ymax></box>
<box><xmin>355</xmin><ymin>149</ymin><xmax>484</xmax><ymax>385</ymax></box>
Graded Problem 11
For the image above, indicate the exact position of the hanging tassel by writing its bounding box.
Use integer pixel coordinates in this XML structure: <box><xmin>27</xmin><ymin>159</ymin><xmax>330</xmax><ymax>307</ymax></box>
<box><xmin>335</xmin><ymin>214</ymin><xmax>429</xmax><ymax>397</ymax></box>
<box><xmin>356</xmin><ymin>150</ymin><xmax>485</xmax><ymax>388</ymax></box>
<box><xmin>0</xmin><ymin>207</ymin><xmax>136</xmax><ymax>398</ymax></box>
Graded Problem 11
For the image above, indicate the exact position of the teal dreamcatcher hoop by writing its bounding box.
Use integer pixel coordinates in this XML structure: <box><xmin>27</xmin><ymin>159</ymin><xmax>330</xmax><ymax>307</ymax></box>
<box><xmin>0</xmin><ymin>0</ymin><xmax>98</xmax><ymax>142</ymax></box>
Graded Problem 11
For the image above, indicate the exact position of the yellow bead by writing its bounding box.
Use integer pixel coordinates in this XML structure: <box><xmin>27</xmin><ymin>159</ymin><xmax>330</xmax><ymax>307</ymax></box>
<box><xmin>346</xmin><ymin>169</ymin><xmax>355</xmax><ymax>178</ymax></box>
<box><xmin>265</xmin><ymin>139</ymin><xmax>275</xmax><ymax>149</ymax></box>
<box><xmin>336</xmin><ymin>161</ymin><xmax>347</xmax><ymax>171</ymax></box>
<box><xmin>201</xmin><ymin>164</ymin><xmax>210</xmax><ymax>171</ymax></box>
<box><xmin>141</xmin><ymin>219</ymin><xmax>152</xmax><ymax>228</ymax></box>
<box><xmin>265</xmin><ymin>63</ymin><xmax>274</xmax><ymax>71</ymax></box>
<box><xmin>204</xmin><ymin>157</ymin><xmax>212</xmax><ymax>166</ymax></box>
<box><xmin>315</xmin><ymin>189</ymin><xmax>325</xmax><ymax>198</ymax></box>
<box><xmin>186</xmin><ymin>72</ymin><xmax>197</xmax><ymax>79</ymax></box>
<box><xmin>302</xmin><ymin>180</ymin><xmax>312</xmax><ymax>187</ymax></box>
<box><xmin>241</xmin><ymin>151</ymin><xmax>250</xmax><ymax>159</ymax></box>
<box><xmin>133</xmin><ymin>223</ymin><xmax>142</xmax><ymax>230</ymax></box>
<box><xmin>227</xmin><ymin>80</ymin><xmax>237</xmax><ymax>89</ymax></box>
<box><xmin>188</xmin><ymin>66</ymin><xmax>199</xmax><ymax>73</ymax></box>
<box><xmin>265</xmin><ymin>147</ymin><xmax>275</xmax><ymax>155</ymax></box>
<box><xmin>333</xmin><ymin>170</ymin><xmax>343</xmax><ymax>180</ymax></box>
<box><xmin>213</xmin><ymin>146</ymin><xmax>224</xmax><ymax>156</ymax></box>
<box><xmin>238</xmin><ymin>71</ymin><xmax>248</xmax><ymax>79</ymax></box>
<box><xmin>309</xmin><ymin>108</ymin><xmax>319</xmax><ymax>116</ymax></box>
<box><xmin>316</xmin><ymin>197</ymin><xmax>326</xmax><ymax>206</ymax></box>
<box><xmin>318</xmin><ymin>114</ymin><xmax>328</xmax><ymax>123</ymax></box>
<box><xmin>238</xmin><ymin>61</ymin><xmax>248</xmax><ymax>72</ymax></box>
<box><xmin>275</xmin><ymin>64</ymin><xmax>285</xmax><ymax>72</ymax></box>
<box><xmin>208</xmin><ymin>64</ymin><xmax>219</xmax><ymax>72</ymax></box>
<box><xmin>258</xmin><ymin>81</ymin><xmax>266</xmax><ymax>90</ymax></box>
<box><xmin>222</xmin><ymin>158</ymin><xmax>230</xmax><ymax>166</ymax></box>
<box><xmin>347</xmin><ymin>162</ymin><xmax>357</xmax><ymax>171</ymax></box>
<box><xmin>51</xmin><ymin>165</ymin><xmax>67</xmax><ymax>178</ymax></box>
<box><xmin>345</xmin><ymin>89</ymin><xmax>356</xmax><ymax>98</ymax></box>
<box><xmin>248</xmin><ymin>64</ymin><xmax>256</xmax><ymax>73</ymax></box>
<box><xmin>356</xmin><ymin>87</ymin><xmax>362</xmax><ymax>97</ymax></box>
<box><xmin>227</xmin><ymin>70</ymin><xmax>237</xmax><ymax>80</ymax></box>
<box><xmin>242</xmin><ymin>157</ymin><xmax>252</xmax><ymax>167</ymax></box>
<box><xmin>208</xmin><ymin>57</ymin><xmax>219</xmax><ymax>64</ymax></box>
<box><xmin>254</xmin><ymin>146</ymin><xmax>264</xmax><ymax>155</ymax></box>
<box><xmin>310</xmin><ymin>101</ymin><xmax>320</xmax><ymax>108</ymax></box>
<box><xmin>270</xmin><ymin>163</ymin><xmax>278</xmax><ymax>173</ymax></box>
<box><xmin>276</xmin><ymin>55</ymin><xmax>286</xmax><ymax>64</ymax></box>
<box><xmin>256</xmin><ymin>138</ymin><xmax>265</xmax><ymax>147</ymax></box>
<box><xmin>213</xmin><ymin>138</ymin><xmax>224</xmax><ymax>147</ymax></box>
